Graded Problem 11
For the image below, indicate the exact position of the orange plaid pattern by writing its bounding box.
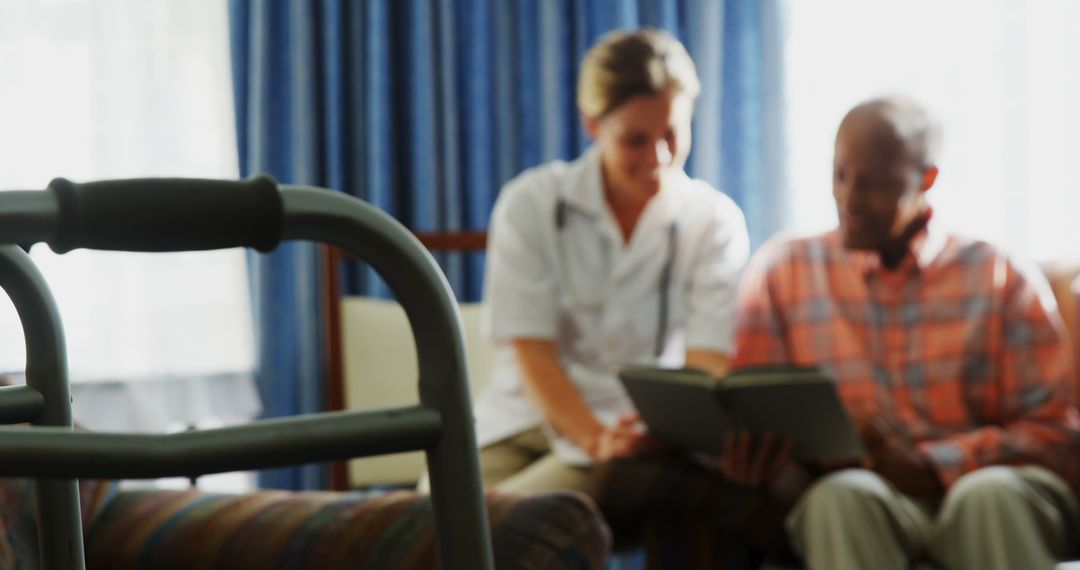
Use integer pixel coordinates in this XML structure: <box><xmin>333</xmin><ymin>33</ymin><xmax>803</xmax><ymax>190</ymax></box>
<box><xmin>734</xmin><ymin>226</ymin><xmax>1080</xmax><ymax>489</ymax></box>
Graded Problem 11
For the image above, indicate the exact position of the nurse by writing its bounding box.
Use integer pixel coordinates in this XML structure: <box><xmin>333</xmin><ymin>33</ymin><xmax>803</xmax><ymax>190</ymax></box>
<box><xmin>473</xmin><ymin>27</ymin><xmax>750</xmax><ymax>492</ymax></box>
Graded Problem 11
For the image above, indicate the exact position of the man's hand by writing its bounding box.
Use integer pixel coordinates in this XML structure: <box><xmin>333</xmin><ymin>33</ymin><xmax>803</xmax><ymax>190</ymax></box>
<box><xmin>861</xmin><ymin>420</ymin><xmax>942</xmax><ymax>497</ymax></box>
<box><xmin>713</xmin><ymin>431</ymin><xmax>794</xmax><ymax>488</ymax></box>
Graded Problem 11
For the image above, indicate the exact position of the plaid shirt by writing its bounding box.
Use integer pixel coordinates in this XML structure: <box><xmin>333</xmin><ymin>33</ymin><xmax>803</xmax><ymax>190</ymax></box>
<box><xmin>734</xmin><ymin>224</ymin><xmax>1080</xmax><ymax>489</ymax></box>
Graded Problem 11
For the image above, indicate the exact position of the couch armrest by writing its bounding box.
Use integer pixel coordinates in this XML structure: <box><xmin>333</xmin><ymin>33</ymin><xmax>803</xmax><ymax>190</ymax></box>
<box><xmin>82</xmin><ymin>488</ymin><xmax>610</xmax><ymax>570</ymax></box>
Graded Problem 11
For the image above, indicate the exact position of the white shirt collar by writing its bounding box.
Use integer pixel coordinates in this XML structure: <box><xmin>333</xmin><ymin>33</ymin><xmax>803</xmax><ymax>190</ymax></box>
<box><xmin>558</xmin><ymin>146</ymin><xmax>688</xmax><ymax>239</ymax></box>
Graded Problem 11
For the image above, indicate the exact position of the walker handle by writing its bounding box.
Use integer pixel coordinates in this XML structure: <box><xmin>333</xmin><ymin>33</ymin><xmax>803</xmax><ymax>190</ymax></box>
<box><xmin>46</xmin><ymin>175</ymin><xmax>284</xmax><ymax>253</ymax></box>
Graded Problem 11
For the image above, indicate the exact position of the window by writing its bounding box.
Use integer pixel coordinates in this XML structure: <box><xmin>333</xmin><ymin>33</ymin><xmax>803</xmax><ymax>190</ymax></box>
<box><xmin>0</xmin><ymin>0</ymin><xmax>256</xmax><ymax>445</ymax></box>
<box><xmin>785</xmin><ymin>0</ymin><xmax>1080</xmax><ymax>262</ymax></box>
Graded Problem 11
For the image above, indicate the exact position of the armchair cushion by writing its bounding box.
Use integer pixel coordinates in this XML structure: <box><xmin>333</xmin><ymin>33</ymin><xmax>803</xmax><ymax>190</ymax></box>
<box><xmin>0</xmin><ymin>478</ymin><xmax>610</xmax><ymax>569</ymax></box>
<box><xmin>67</xmin><ymin>486</ymin><xmax>609</xmax><ymax>569</ymax></box>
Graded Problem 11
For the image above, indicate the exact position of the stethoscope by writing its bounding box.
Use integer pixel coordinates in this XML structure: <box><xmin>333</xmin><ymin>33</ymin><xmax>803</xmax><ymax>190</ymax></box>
<box><xmin>555</xmin><ymin>198</ymin><xmax>678</xmax><ymax>358</ymax></box>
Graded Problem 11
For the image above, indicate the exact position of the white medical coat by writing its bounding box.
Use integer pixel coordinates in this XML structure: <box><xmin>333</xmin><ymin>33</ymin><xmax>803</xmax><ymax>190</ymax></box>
<box><xmin>473</xmin><ymin>147</ymin><xmax>750</xmax><ymax>465</ymax></box>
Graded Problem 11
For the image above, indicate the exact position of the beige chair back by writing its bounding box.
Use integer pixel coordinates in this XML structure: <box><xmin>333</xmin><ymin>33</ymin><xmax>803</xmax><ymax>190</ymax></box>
<box><xmin>342</xmin><ymin>297</ymin><xmax>493</xmax><ymax>487</ymax></box>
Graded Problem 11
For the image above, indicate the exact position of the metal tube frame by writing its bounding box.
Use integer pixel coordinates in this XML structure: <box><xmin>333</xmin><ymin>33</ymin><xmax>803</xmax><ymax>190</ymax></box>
<box><xmin>0</xmin><ymin>184</ymin><xmax>494</xmax><ymax>569</ymax></box>
<box><xmin>0</xmin><ymin>246</ymin><xmax>83</xmax><ymax>570</ymax></box>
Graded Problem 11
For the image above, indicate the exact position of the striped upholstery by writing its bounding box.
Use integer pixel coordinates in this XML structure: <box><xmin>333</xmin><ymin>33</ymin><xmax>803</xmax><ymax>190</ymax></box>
<box><xmin>86</xmin><ymin>488</ymin><xmax>610</xmax><ymax>570</ymax></box>
<box><xmin>0</xmin><ymin>478</ymin><xmax>117</xmax><ymax>570</ymax></box>
<box><xmin>0</xmin><ymin>481</ymin><xmax>610</xmax><ymax>569</ymax></box>
<box><xmin>0</xmin><ymin>479</ymin><xmax>37</xmax><ymax>570</ymax></box>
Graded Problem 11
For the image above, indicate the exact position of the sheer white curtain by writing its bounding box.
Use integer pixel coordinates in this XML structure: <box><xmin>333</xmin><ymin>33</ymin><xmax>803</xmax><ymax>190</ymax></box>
<box><xmin>785</xmin><ymin>0</ymin><xmax>1080</xmax><ymax>262</ymax></box>
<box><xmin>0</xmin><ymin>0</ymin><xmax>257</xmax><ymax>433</ymax></box>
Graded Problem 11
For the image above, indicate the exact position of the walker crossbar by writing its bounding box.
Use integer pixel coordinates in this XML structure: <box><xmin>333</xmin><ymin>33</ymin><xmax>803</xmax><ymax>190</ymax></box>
<box><xmin>0</xmin><ymin>406</ymin><xmax>442</xmax><ymax>479</ymax></box>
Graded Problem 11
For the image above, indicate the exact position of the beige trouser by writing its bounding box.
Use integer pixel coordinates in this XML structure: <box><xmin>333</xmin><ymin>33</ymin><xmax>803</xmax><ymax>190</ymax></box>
<box><xmin>787</xmin><ymin>466</ymin><xmax>1079</xmax><ymax>570</ymax></box>
<box><xmin>417</xmin><ymin>427</ymin><xmax>592</xmax><ymax>493</ymax></box>
<box><xmin>480</xmin><ymin>427</ymin><xmax>593</xmax><ymax>492</ymax></box>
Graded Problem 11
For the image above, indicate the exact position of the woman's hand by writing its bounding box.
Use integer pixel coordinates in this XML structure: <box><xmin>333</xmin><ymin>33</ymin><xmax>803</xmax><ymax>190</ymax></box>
<box><xmin>587</xmin><ymin>413</ymin><xmax>666</xmax><ymax>461</ymax></box>
<box><xmin>713</xmin><ymin>431</ymin><xmax>794</xmax><ymax>488</ymax></box>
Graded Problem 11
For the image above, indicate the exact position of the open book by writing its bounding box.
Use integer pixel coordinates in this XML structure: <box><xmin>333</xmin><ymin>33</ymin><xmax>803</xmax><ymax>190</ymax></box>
<box><xmin>618</xmin><ymin>365</ymin><xmax>865</xmax><ymax>462</ymax></box>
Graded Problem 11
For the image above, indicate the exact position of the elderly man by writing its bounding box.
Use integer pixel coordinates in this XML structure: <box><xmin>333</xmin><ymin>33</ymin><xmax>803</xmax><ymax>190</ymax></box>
<box><xmin>734</xmin><ymin>96</ymin><xmax>1080</xmax><ymax>569</ymax></box>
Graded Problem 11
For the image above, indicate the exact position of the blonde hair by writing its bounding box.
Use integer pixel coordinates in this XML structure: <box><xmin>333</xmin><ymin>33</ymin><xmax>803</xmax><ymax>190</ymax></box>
<box><xmin>577</xmin><ymin>27</ymin><xmax>700</xmax><ymax>120</ymax></box>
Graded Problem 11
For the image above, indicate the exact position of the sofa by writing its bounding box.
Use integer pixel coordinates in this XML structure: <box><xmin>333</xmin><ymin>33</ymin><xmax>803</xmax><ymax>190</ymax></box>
<box><xmin>0</xmin><ymin>476</ymin><xmax>611</xmax><ymax>570</ymax></box>
<box><xmin>1043</xmin><ymin>262</ymin><xmax>1080</xmax><ymax>403</ymax></box>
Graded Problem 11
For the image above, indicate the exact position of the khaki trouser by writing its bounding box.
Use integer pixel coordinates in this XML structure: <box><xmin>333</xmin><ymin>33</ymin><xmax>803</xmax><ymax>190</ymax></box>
<box><xmin>480</xmin><ymin>427</ymin><xmax>593</xmax><ymax>492</ymax></box>
<box><xmin>417</xmin><ymin>427</ymin><xmax>591</xmax><ymax>493</ymax></box>
<box><xmin>787</xmin><ymin>466</ymin><xmax>1079</xmax><ymax>570</ymax></box>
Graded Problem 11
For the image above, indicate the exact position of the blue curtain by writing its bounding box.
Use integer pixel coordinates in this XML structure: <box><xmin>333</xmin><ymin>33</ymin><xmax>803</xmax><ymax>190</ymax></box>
<box><xmin>229</xmin><ymin>0</ymin><xmax>338</xmax><ymax>491</ymax></box>
<box><xmin>228</xmin><ymin>0</ymin><xmax>787</xmax><ymax>490</ymax></box>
